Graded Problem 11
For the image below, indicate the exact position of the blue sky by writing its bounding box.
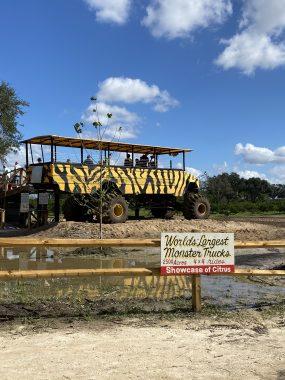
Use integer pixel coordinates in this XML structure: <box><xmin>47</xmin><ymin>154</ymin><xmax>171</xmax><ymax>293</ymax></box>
<box><xmin>1</xmin><ymin>0</ymin><xmax>285</xmax><ymax>182</ymax></box>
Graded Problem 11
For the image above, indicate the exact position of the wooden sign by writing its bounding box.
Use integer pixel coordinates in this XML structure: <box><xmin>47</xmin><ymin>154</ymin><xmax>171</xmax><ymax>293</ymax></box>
<box><xmin>20</xmin><ymin>193</ymin><xmax>30</xmax><ymax>213</ymax></box>
<box><xmin>161</xmin><ymin>232</ymin><xmax>234</xmax><ymax>275</ymax></box>
<box><xmin>39</xmin><ymin>192</ymin><xmax>49</xmax><ymax>205</ymax></box>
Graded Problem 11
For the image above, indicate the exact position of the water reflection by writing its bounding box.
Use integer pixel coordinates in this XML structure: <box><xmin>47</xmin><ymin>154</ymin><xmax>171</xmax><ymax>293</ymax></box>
<box><xmin>0</xmin><ymin>247</ymin><xmax>283</xmax><ymax>307</ymax></box>
<box><xmin>0</xmin><ymin>246</ymin><xmax>160</xmax><ymax>270</ymax></box>
<box><xmin>0</xmin><ymin>247</ymin><xmax>192</xmax><ymax>300</ymax></box>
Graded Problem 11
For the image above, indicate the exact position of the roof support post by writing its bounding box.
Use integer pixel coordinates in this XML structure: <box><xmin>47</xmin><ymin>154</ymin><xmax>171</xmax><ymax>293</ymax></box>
<box><xmin>29</xmin><ymin>144</ymin><xmax>34</xmax><ymax>164</ymax></box>
<box><xmin>183</xmin><ymin>151</ymin><xmax>185</xmax><ymax>171</ymax></box>
<box><xmin>25</xmin><ymin>143</ymin><xmax>29</xmax><ymax>167</ymax></box>
<box><xmin>108</xmin><ymin>144</ymin><xmax>111</xmax><ymax>166</ymax></box>
<box><xmin>80</xmin><ymin>144</ymin><xmax>83</xmax><ymax>164</ymax></box>
<box><xmin>41</xmin><ymin>144</ymin><xmax>44</xmax><ymax>163</ymax></box>
<box><xmin>51</xmin><ymin>137</ymin><xmax>54</xmax><ymax>163</ymax></box>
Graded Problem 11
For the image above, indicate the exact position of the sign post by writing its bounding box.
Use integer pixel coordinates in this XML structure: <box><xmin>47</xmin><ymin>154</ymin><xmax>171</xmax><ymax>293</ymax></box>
<box><xmin>38</xmin><ymin>193</ymin><xmax>49</xmax><ymax>205</ymax></box>
<box><xmin>38</xmin><ymin>192</ymin><xmax>49</xmax><ymax>226</ymax></box>
<box><xmin>20</xmin><ymin>193</ymin><xmax>30</xmax><ymax>213</ymax></box>
<box><xmin>192</xmin><ymin>275</ymin><xmax>202</xmax><ymax>312</ymax></box>
<box><xmin>161</xmin><ymin>232</ymin><xmax>235</xmax><ymax>312</ymax></box>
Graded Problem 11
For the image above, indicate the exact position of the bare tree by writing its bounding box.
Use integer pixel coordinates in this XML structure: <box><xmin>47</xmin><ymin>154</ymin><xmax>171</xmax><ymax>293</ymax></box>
<box><xmin>73</xmin><ymin>97</ymin><xmax>123</xmax><ymax>238</ymax></box>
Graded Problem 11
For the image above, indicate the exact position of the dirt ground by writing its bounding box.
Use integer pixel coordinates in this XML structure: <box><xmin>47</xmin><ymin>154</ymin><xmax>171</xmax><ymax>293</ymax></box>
<box><xmin>0</xmin><ymin>313</ymin><xmax>284</xmax><ymax>380</ymax></box>
<box><xmin>2</xmin><ymin>215</ymin><xmax>283</xmax><ymax>240</ymax></box>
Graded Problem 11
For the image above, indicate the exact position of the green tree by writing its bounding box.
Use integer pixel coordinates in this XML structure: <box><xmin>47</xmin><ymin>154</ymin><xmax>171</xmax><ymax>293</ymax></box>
<box><xmin>205</xmin><ymin>173</ymin><xmax>235</xmax><ymax>204</ymax></box>
<box><xmin>227</xmin><ymin>172</ymin><xmax>246</xmax><ymax>199</ymax></box>
<box><xmin>0</xmin><ymin>81</ymin><xmax>29</xmax><ymax>163</ymax></box>
<box><xmin>245</xmin><ymin>177</ymin><xmax>271</xmax><ymax>202</ymax></box>
<box><xmin>271</xmin><ymin>184</ymin><xmax>285</xmax><ymax>199</ymax></box>
<box><xmin>203</xmin><ymin>172</ymin><xmax>281</xmax><ymax>214</ymax></box>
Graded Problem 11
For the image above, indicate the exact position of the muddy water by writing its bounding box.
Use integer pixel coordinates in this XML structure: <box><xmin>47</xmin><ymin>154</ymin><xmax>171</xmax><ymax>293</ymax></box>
<box><xmin>0</xmin><ymin>246</ymin><xmax>284</xmax><ymax>308</ymax></box>
<box><xmin>0</xmin><ymin>247</ymin><xmax>192</xmax><ymax>301</ymax></box>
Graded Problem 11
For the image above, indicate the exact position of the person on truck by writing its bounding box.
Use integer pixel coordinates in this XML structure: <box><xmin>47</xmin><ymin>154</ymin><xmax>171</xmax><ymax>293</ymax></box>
<box><xmin>139</xmin><ymin>154</ymin><xmax>149</xmax><ymax>168</ymax></box>
<box><xmin>124</xmin><ymin>153</ymin><xmax>133</xmax><ymax>167</ymax></box>
<box><xmin>149</xmin><ymin>155</ymin><xmax>156</xmax><ymax>168</ymax></box>
<box><xmin>84</xmin><ymin>154</ymin><xmax>94</xmax><ymax>166</ymax></box>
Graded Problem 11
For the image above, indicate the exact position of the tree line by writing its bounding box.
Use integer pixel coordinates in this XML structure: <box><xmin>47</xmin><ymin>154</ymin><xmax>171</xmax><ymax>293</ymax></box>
<box><xmin>202</xmin><ymin>173</ymin><xmax>285</xmax><ymax>214</ymax></box>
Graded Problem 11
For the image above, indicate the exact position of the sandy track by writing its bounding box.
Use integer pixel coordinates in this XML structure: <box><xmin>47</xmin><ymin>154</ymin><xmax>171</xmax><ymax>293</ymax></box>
<box><xmin>0</xmin><ymin>321</ymin><xmax>284</xmax><ymax>380</ymax></box>
<box><xmin>30</xmin><ymin>217</ymin><xmax>285</xmax><ymax>241</ymax></box>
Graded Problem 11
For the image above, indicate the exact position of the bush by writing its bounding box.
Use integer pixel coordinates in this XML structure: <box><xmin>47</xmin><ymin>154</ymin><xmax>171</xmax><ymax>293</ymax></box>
<box><xmin>211</xmin><ymin>199</ymin><xmax>285</xmax><ymax>215</ymax></box>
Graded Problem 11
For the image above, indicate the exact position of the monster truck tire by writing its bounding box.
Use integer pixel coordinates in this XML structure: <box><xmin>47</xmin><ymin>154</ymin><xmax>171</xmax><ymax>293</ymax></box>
<box><xmin>151</xmin><ymin>207</ymin><xmax>175</xmax><ymax>219</ymax></box>
<box><xmin>102</xmin><ymin>194</ymin><xmax>128</xmax><ymax>224</ymax></box>
<box><xmin>183</xmin><ymin>192</ymin><xmax>210</xmax><ymax>220</ymax></box>
<box><xmin>62</xmin><ymin>195</ymin><xmax>90</xmax><ymax>222</ymax></box>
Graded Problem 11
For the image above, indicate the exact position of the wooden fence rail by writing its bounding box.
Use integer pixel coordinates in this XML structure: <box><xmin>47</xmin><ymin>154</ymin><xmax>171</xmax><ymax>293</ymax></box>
<box><xmin>0</xmin><ymin>267</ymin><xmax>284</xmax><ymax>280</ymax></box>
<box><xmin>0</xmin><ymin>238</ymin><xmax>284</xmax><ymax>248</ymax></box>
<box><xmin>0</xmin><ymin>267</ymin><xmax>284</xmax><ymax>312</ymax></box>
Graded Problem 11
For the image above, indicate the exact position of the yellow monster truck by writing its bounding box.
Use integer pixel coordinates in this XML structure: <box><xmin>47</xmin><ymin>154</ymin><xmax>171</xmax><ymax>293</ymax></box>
<box><xmin>22</xmin><ymin>135</ymin><xmax>210</xmax><ymax>223</ymax></box>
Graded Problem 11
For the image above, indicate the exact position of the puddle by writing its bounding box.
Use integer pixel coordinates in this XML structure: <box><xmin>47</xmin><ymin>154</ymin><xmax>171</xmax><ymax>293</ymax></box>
<box><xmin>201</xmin><ymin>275</ymin><xmax>285</xmax><ymax>309</ymax></box>
<box><xmin>0</xmin><ymin>246</ymin><xmax>283</xmax><ymax>309</ymax></box>
<box><xmin>0</xmin><ymin>246</ymin><xmax>191</xmax><ymax>301</ymax></box>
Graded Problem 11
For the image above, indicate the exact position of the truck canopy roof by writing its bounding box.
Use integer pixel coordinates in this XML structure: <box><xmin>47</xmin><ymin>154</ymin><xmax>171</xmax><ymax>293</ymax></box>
<box><xmin>21</xmin><ymin>135</ymin><xmax>192</xmax><ymax>155</ymax></box>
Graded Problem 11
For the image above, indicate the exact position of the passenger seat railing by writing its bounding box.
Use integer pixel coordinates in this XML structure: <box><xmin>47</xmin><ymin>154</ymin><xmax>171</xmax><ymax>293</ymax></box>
<box><xmin>0</xmin><ymin>167</ymin><xmax>27</xmax><ymax>192</ymax></box>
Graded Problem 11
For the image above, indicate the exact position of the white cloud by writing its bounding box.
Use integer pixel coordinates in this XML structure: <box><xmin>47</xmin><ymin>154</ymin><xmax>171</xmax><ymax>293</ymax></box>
<box><xmin>85</xmin><ymin>101</ymin><xmax>139</xmax><ymax>125</ymax></box>
<box><xmin>275</xmin><ymin>147</ymin><xmax>285</xmax><ymax>156</ymax></box>
<box><xmin>186</xmin><ymin>166</ymin><xmax>202</xmax><ymax>178</ymax></box>
<box><xmin>83</xmin><ymin>0</ymin><xmax>131</xmax><ymax>24</ymax></box>
<box><xmin>216</xmin><ymin>31</ymin><xmax>285</xmax><ymax>75</ymax></box>
<box><xmin>235</xmin><ymin>143</ymin><xmax>285</xmax><ymax>164</ymax></box>
<box><xmin>238</xmin><ymin>169</ymin><xmax>267</xmax><ymax>180</ymax></box>
<box><xmin>216</xmin><ymin>0</ymin><xmax>285</xmax><ymax>74</ymax></box>
<box><xmin>81</xmin><ymin>77</ymin><xmax>178</xmax><ymax>140</ymax></box>
<box><xmin>4</xmin><ymin>146</ymin><xmax>27</xmax><ymax>169</ymax></box>
<box><xmin>82</xmin><ymin>101</ymin><xmax>139</xmax><ymax>139</ymax></box>
<box><xmin>176</xmin><ymin>163</ymin><xmax>202</xmax><ymax>177</ymax></box>
<box><xmin>97</xmin><ymin>77</ymin><xmax>179</xmax><ymax>112</ymax></box>
<box><xmin>142</xmin><ymin>0</ymin><xmax>232</xmax><ymax>39</ymax></box>
<box><xmin>240</xmin><ymin>0</ymin><xmax>285</xmax><ymax>34</ymax></box>
<box><xmin>213</xmin><ymin>161</ymin><xmax>228</xmax><ymax>174</ymax></box>
<box><xmin>269</xmin><ymin>165</ymin><xmax>285</xmax><ymax>184</ymax></box>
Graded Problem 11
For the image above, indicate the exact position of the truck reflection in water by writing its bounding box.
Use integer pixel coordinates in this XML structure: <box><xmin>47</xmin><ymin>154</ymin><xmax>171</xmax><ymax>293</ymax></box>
<box><xmin>0</xmin><ymin>247</ymin><xmax>192</xmax><ymax>300</ymax></box>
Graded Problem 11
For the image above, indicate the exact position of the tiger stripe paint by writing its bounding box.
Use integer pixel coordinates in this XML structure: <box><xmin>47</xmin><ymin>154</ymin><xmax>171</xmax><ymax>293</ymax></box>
<box><xmin>37</xmin><ymin>163</ymin><xmax>199</xmax><ymax>196</ymax></box>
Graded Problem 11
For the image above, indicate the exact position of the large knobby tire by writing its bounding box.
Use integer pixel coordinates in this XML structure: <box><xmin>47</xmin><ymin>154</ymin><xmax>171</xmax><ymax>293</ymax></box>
<box><xmin>62</xmin><ymin>195</ymin><xmax>89</xmax><ymax>222</ymax></box>
<box><xmin>183</xmin><ymin>193</ymin><xmax>210</xmax><ymax>220</ymax></box>
<box><xmin>102</xmin><ymin>194</ymin><xmax>128</xmax><ymax>224</ymax></box>
<box><xmin>151</xmin><ymin>207</ymin><xmax>175</xmax><ymax>219</ymax></box>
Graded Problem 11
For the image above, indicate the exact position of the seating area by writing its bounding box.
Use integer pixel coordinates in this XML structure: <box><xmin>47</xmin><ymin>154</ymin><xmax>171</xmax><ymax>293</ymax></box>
<box><xmin>19</xmin><ymin>135</ymin><xmax>190</xmax><ymax>171</ymax></box>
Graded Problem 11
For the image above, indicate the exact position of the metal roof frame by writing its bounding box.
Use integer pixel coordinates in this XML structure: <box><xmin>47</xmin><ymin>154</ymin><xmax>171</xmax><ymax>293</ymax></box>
<box><xmin>21</xmin><ymin>135</ymin><xmax>192</xmax><ymax>155</ymax></box>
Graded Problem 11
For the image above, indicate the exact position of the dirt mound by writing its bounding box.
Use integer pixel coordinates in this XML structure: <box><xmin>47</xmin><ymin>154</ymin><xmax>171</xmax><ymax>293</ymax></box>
<box><xmin>32</xmin><ymin>217</ymin><xmax>285</xmax><ymax>241</ymax></box>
